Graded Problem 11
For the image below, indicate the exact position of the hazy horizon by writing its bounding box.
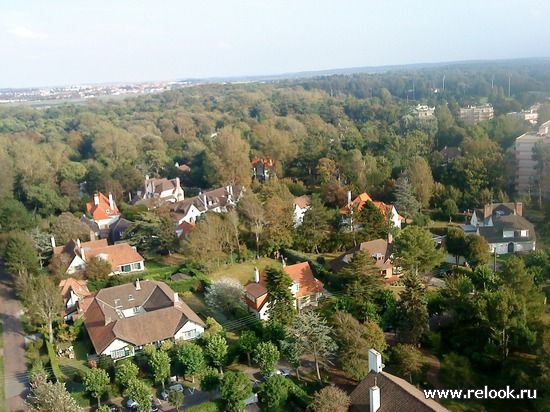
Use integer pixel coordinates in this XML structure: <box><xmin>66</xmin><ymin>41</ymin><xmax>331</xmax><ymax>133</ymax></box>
<box><xmin>1</xmin><ymin>0</ymin><xmax>549</xmax><ymax>89</ymax></box>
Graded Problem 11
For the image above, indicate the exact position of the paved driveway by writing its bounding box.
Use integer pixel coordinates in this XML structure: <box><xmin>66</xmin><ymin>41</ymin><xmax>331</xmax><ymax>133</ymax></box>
<box><xmin>0</xmin><ymin>261</ymin><xmax>28</xmax><ymax>412</ymax></box>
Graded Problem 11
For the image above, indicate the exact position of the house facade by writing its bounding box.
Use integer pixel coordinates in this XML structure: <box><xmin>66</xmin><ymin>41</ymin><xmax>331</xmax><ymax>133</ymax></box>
<box><xmin>58</xmin><ymin>278</ymin><xmax>93</xmax><ymax>321</ymax></box>
<box><xmin>244</xmin><ymin>262</ymin><xmax>325</xmax><ymax>320</ymax></box>
<box><xmin>459</xmin><ymin>104</ymin><xmax>494</xmax><ymax>125</ymax></box>
<box><xmin>53</xmin><ymin>238</ymin><xmax>145</xmax><ymax>276</ymax></box>
<box><xmin>131</xmin><ymin>175</ymin><xmax>185</xmax><ymax>207</ymax></box>
<box><xmin>293</xmin><ymin>195</ymin><xmax>310</xmax><ymax>227</ymax></box>
<box><xmin>84</xmin><ymin>280</ymin><xmax>205</xmax><ymax>360</ymax></box>
<box><xmin>460</xmin><ymin>202</ymin><xmax>536</xmax><ymax>254</ymax></box>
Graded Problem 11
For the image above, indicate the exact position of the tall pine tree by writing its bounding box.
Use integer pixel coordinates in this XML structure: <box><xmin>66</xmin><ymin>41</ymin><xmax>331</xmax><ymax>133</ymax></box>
<box><xmin>265</xmin><ymin>266</ymin><xmax>295</xmax><ymax>325</ymax></box>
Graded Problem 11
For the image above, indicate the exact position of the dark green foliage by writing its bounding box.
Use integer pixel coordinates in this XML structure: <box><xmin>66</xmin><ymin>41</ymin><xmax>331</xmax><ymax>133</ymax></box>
<box><xmin>219</xmin><ymin>371</ymin><xmax>252</xmax><ymax>412</ymax></box>
<box><xmin>397</xmin><ymin>273</ymin><xmax>429</xmax><ymax>345</ymax></box>
<box><xmin>264</xmin><ymin>266</ymin><xmax>295</xmax><ymax>325</ymax></box>
<box><xmin>0</xmin><ymin>198</ymin><xmax>33</xmax><ymax>232</ymax></box>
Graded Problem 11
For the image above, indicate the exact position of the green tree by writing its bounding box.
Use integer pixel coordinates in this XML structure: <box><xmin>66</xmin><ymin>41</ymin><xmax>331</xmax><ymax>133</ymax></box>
<box><xmin>408</xmin><ymin>157</ymin><xmax>435</xmax><ymax>208</ymax></box>
<box><xmin>199</xmin><ymin>367</ymin><xmax>220</xmax><ymax>401</ymax></box>
<box><xmin>262</xmin><ymin>375</ymin><xmax>291</xmax><ymax>409</ymax></box>
<box><xmin>253</xmin><ymin>341</ymin><xmax>280</xmax><ymax>378</ymax></box>
<box><xmin>445</xmin><ymin>227</ymin><xmax>467</xmax><ymax>266</ymax></box>
<box><xmin>24</xmin><ymin>275</ymin><xmax>64</xmax><ymax>343</ymax></box>
<box><xmin>238</xmin><ymin>330</ymin><xmax>260</xmax><ymax>367</ymax></box>
<box><xmin>205</xmin><ymin>333</ymin><xmax>228</xmax><ymax>374</ymax></box>
<box><xmin>397</xmin><ymin>274</ymin><xmax>429</xmax><ymax>345</ymax></box>
<box><xmin>355</xmin><ymin>201</ymin><xmax>387</xmax><ymax>242</ymax></box>
<box><xmin>294</xmin><ymin>194</ymin><xmax>331</xmax><ymax>253</ymax></box>
<box><xmin>237</xmin><ymin>191</ymin><xmax>266</xmax><ymax>258</ymax></box>
<box><xmin>26</xmin><ymin>378</ymin><xmax>82</xmax><ymax>412</ymax></box>
<box><xmin>177</xmin><ymin>342</ymin><xmax>204</xmax><ymax>383</ymax></box>
<box><xmin>310</xmin><ymin>386</ymin><xmax>351</xmax><ymax>412</ymax></box>
<box><xmin>265</xmin><ymin>266</ymin><xmax>295</xmax><ymax>325</ymax></box>
<box><xmin>393</xmin><ymin>344</ymin><xmax>424</xmax><ymax>383</ymax></box>
<box><xmin>394</xmin><ymin>177</ymin><xmax>421</xmax><ymax>220</ymax></box>
<box><xmin>285</xmin><ymin>311</ymin><xmax>337</xmax><ymax>383</ymax></box>
<box><xmin>149</xmin><ymin>350</ymin><xmax>171</xmax><ymax>390</ymax></box>
<box><xmin>168</xmin><ymin>388</ymin><xmax>185</xmax><ymax>411</ymax></box>
<box><xmin>0</xmin><ymin>198</ymin><xmax>33</xmax><ymax>233</ymax></box>
<box><xmin>440</xmin><ymin>352</ymin><xmax>473</xmax><ymax>388</ymax></box>
<box><xmin>26</xmin><ymin>183</ymin><xmax>70</xmax><ymax>216</ymax></box>
<box><xmin>50</xmin><ymin>212</ymin><xmax>91</xmax><ymax>245</ymax></box>
<box><xmin>115</xmin><ymin>360</ymin><xmax>139</xmax><ymax>390</ymax></box>
<box><xmin>392</xmin><ymin>225</ymin><xmax>446</xmax><ymax>276</ymax></box>
<box><xmin>280</xmin><ymin>338</ymin><xmax>304</xmax><ymax>380</ymax></box>
<box><xmin>219</xmin><ymin>371</ymin><xmax>252</xmax><ymax>412</ymax></box>
<box><xmin>4</xmin><ymin>233</ymin><xmax>39</xmax><ymax>295</ymax></box>
<box><xmin>126</xmin><ymin>379</ymin><xmax>151</xmax><ymax>412</ymax></box>
<box><xmin>464</xmin><ymin>234</ymin><xmax>490</xmax><ymax>269</ymax></box>
<box><xmin>124</xmin><ymin>210</ymin><xmax>178</xmax><ymax>257</ymax></box>
<box><xmin>84</xmin><ymin>256</ymin><xmax>113</xmax><ymax>280</ymax></box>
<box><xmin>442</xmin><ymin>199</ymin><xmax>459</xmax><ymax>223</ymax></box>
<box><xmin>83</xmin><ymin>367</ymin><xmax>110</xmax><ymax>406</ymax></box>
<box><xmin>332</xmin><ymin>311</ymin><xmax>387</xmax><ymax>380</ymax></box>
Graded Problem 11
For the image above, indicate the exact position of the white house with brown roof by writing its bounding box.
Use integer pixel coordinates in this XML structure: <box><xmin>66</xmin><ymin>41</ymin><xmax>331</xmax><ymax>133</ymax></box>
<box><xmin>293</xmin><ymin>195</ymin><xmax>310</xmax><ymax>227</ymax></box>
<box><xmin>131</xmin><ymin>175</ymin><xmax>185</xmax><ymax>207</ymax></box>
<box><xmin>86</xmin><ymin>192</ymin><xmax>121</xmax><ymax>229</ymax></box>
<box><xmin>53</xmin><ymin>238</ymin><xmax>144</xmax><ymax>276</ymax></box>
<box><xmin>341</xmin><ymin>192</ymin><xmax>403</xmax><ymax>229</ymax></box>
<box><xmin>58</xmin><ymin>278</ymin><xmax>93</xmax><ymax>321</ymax></box>
<box><xmin>244</xmin><ymin>262</ymin><xmax>325</xmax><ymax>320</ymax></box>
<box><xmin>84</xmin><ymin>280</ymin><xmax>205</xmax><ymax>360</ymax></box>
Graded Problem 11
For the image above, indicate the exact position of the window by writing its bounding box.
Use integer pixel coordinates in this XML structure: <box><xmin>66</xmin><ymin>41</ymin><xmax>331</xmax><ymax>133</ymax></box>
<box><xmin>132</xmin><ymin>262</ymin><xmax>142</xmax><ymax>270</ymax></box>
<box><xmin>503</xmin><ymin>230</ymin><xmax>514</xmax><ymax>238</ymax></box>
<box><xmin>128</xmin><ymin>294</ymin><xmax>134</xmax><ymax>301</ymax></box>
<box><xmin>121</xmin><ymin>264</ymin><xmax>132</xmax><ymax>272</ymax></box>
<box><xmin>180</xmin><ymin>329</ymin><xmax>198</xmax><ymax>340</ymax></box>
<box><xmin>114</xmin><ymin>299</ymin><xmax>122</xmax><ymax>308</ymax></box>
<box><xmin>520</xmin><ymin>230</ymin><xmax>529</xmax><ymax>237</ymax></box>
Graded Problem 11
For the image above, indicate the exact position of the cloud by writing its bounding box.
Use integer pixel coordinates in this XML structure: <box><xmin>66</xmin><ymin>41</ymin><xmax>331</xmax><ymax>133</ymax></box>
<box><xmin>217</xmin><ymin>41</ymin><xmax>233</xmax><ymax>50</ymax></box>
<box><xmin>8</xmin><ymin>27</ymin><xmax>46</xmax><ymax>40</ymax></box>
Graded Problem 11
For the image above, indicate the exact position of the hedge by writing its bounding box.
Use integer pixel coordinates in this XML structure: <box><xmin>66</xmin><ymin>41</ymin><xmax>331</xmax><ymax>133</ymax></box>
<box><xmin>45</xmin><ymin>339</ymin><xmax>64</xmax><ymax>382</ymax></box>
<box><xmin>184</xmin><ymin>400</ymin><xmax>222</xmax><ymax>412</ymax></box>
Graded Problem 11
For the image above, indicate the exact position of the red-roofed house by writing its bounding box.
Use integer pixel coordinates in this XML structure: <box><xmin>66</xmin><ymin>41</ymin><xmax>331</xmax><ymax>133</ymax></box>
<box><xmin>53</xmin><ymin>238</ymin><xmax>144</xmax><ymax>276</ymax></box>
<box><xmin>251</xmin><ymin>158</ymin><xmax>276</xmax><ymax>182</ymax></box>
<box><xmin>86</xmin><ymin>192</ymin><xmax>121</xmax><ymax>229</ymax></box>
<box><xmin>293</xmin><ymin>195</ymin><xmax>310</xmax><ymax>227</ymax></box>
<box><xmin>244</xmin><ymin>262</ymin><xmax>325</xmax><ymax>320</ymax></box>
<box><xmin>340</xmin><ymin>192</ymin><xmax>403</xmax><ymax>229</ymax></box>
<box><xmin>58</xmin><ymin>278</ymin><xmax>93</xmax><ymax>321</ymax></box>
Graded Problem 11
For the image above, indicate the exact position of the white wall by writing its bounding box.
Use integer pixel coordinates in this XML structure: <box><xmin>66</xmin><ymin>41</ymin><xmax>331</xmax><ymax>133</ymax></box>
<box><xmin>174</xmin><ymin>321</ymin><xmax>204</xmax><ymax>340</ymax></box>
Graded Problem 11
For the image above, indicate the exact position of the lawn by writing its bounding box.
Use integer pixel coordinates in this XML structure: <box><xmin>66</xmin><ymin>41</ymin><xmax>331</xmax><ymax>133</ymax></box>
<box><xmin>210</xmin><ymin>258</ymin><xmax>282</xmax><ymax>285</ymax></box>
<box><xmin>0</xmin><ymin>324</ymin><xmax>5</xmax><ymax>412</ymax></box>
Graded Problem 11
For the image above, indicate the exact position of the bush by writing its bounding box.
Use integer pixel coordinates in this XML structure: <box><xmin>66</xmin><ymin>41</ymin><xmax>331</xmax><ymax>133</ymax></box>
<box><xmin>184</xmin><ymin>400</ymin><xmax>222</xmax><ymax>412</ymax></box>
<box><xmin>45</xmin><ymin>339</ymin><xmax>64</xmax><ymax>382</ymax></box>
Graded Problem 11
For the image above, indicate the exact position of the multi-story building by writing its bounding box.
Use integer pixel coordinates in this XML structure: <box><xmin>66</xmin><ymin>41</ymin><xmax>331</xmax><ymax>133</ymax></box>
<box><xmin>510</xmin><ymin>120</ymin><xmax>550</xmax><ymax>197</ymax></box>
<box><xmin>459</xmin><ymin>104</ymin><xmax>494</xmax><ymax>124</ymax></box>
<box><xmin>506</xmin><ymin>108</ymin><xmax>539</xmax><ymax>124</ymax></box>
<box><xmin>411</xmin><ymin>104</ymin><xmax>435</xmax><ymax>118</ymax></box>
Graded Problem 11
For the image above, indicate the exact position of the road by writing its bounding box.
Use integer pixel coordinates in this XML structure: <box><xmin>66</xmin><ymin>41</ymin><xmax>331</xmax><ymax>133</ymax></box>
<box><xmin>0</xmin><ymin>261</ymin><xmax>28</xmax><ymax>412</ymax></box>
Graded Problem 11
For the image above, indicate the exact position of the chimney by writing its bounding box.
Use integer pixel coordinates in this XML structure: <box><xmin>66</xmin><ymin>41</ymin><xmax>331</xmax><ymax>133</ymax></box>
<box><xmin>77</xmin><ymin>239</ymin><xmax>81</xmax><ymax>248</ymax></box>
<box><xmin>281</xmin><ymin>256</ymin><xmax>286</xmax><ymax>268</ymax></box>
<box><xmin>50</xmin><ymin>236</ymin><xmax>56</xmax><ymax>249</ymax></box>
<box><xmin>108</xmin><ymin>193</ymin><xmax>114</xmax><ymax>210</ymax></box>
<box><xmin>483</xmin><ymin>203</ymin><xmax>493</xmax><ymax>219</ymax></box>
<box><xmin>174</xmin><ymin>292</ymin><xmax>179</xmax><ymax>303</ymax></box>
<box><xmin>80</xmin><ymin>246</ymin><xmax>85</xmax><ymax>262</ymax></box>
<box><xmin>347</xmin><ymin>190</ymin><xmax>352</xmax><ymax>205</ymax></box>
<box><xmin>135</xmin><ymin>278</ymin><xmax>141</xmax><ymax>290</ymax></box>
<box><xmin>368</xmin><ymin>349</ymin><xmax>384</xmax><ymax>373</ymax></box>
<box><xmin>254</xmin><ymin>267</ymin><xmax>260</xmax><ymax>283</ymax></box>
<box><xmin>203</xmin><ymin>194</ymin><xmax>207</xmax><ymax>207</ymax></box>
<box><xmin>515</xmin><ymin>202</ymin><xmax>523</xmax><ymax>217</ymax></box>
<box><xmin>370</xmin><ymin>384</ymin><xmax>381</xmax><ymax>412</ymax></box>
<box><xmin>94</xmin><ymin>193</ymin><xmax>100</xmax><ymax>205</ymax></box>
<box><xmin>387</xmin><ymin>232</ymin><xmax>393</xmax><ymax>244</ymax></box>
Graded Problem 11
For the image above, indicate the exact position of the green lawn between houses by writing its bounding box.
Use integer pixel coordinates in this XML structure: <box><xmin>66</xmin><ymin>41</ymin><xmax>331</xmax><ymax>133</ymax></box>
<box><xmin>210</xmin><ymin>257</ymin><xmax>282</xmax><ymax>285</ymax></box>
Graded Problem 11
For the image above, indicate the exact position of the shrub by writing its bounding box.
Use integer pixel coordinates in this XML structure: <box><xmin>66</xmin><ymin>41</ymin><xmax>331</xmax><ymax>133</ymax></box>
<box><xmin>45</xmin><ymin>339</ymin><xmax>64</xmax><ymax>382</ymax></box>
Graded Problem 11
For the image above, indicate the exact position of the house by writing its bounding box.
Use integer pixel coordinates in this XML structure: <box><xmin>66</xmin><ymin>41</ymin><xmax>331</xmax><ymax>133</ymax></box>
<box><xmin>509</xmin><ymin>121</ymin><xmax>550</xmax><ymax>198</ymax></box>
<box><xmin>506</xmin><ymin>108</ymin><xmax>538</xmax><ymax>124</ymax></box>
<box><xmin>108</xmin><ymin>218</ymin><xmax>132</xmax><ymax>244</ymax></box>
<box><xmin>293</xmin><ymin>195</ymin><xmax>310</xmax><ymax>227</ymax></box>
<box><xmin>58</xmin><ymin>278</ymin><xmax>93</xmax><ymax>321</ymax></box>
<box><xmin>176</xmin><ymin>221</ymin><xmax>196</xmax><ymax>240</ymax></box>
<box><xmin>86</xmin><ymin>192</ymin><xmax>121</xmax><ymax>229</ymax></box>
<box><xmin>251</xmin><ymin>158</ymin><xmax>276</xmax><ymax>182</ymax></box>
<box><xmin>84</xmin><ymin>280</ymin><xmax>205</xmax><ymax>360</ymax></box>
<box><xmin>340</xmin><ymin>192</ymin><xmax>403</xmax><ymax>229</ymax></box>
<box><xmin>411</xmin><ymin>104</ymin><xmax>435</xmax><ymax>118</ymax></box>
<box><xmin>460</xmin><ymin>202</ymin><xmax>536</xmax><ymax>254</ymax></box>
<box><xmin>330</xmin><ymin>237</ymin><xmax>395</xmax><ymax>279</ymax></box>
<box><xmin>53</xmin><ymin>238</ymin><xmax>145</xmax><ymax>276</ymax></box>
<box><xmin>171</xmin><ymin>185</ymin><xmax>243</xmax><ymax>225</ymax></box>
<box><xmin>439</xmin><ymin>146</ymin><xmax>461</xmax><ymax>165</ymax></box>
<box><xmin>459</xmin><ymin>104</ymin><xmax>494</xmax><ymax>125</ymax></box>
<box><xmin>131</xmin><ymin>175</ymin><xmax>185</xmax><ymax>207</ymax></box>
<box><xmin>350</xmin><ymin>349</ymin><xmax>448</xmax><ymax>412</ymax></box>
<box><xmin>244</xmin><ymin>262</ymin><xmax>325</xmax><ymax>320</ymax></box>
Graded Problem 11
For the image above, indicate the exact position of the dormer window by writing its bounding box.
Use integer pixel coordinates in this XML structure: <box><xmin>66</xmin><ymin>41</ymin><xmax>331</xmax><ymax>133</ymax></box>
<box><xmin>114</xmin><ymin>299</ymin><xmax>122</xmax><ymax>308</ymax></box>
<box><xmin>106</xmin><ymin>209</ymin><xmax>110</xmax><ymax>214</ymax></box>
<box><xmin>128</xmin><ymin>294</ymin><xmax>134</xmax><ymax>301</ymax></box>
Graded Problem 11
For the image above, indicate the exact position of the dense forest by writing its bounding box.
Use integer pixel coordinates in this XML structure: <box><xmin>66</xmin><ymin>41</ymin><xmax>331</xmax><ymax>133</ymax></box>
<box><xmin>1</xmin><ymin>59</ymin><xmax>550</xmax><ymax>411</ymax></box>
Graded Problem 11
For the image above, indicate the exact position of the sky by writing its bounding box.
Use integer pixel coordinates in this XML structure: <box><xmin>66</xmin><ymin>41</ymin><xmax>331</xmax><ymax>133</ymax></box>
<box><xmin>0</xmin><ymin>0</ymin><xmax>549</xmax><ymax>88</ymax></box>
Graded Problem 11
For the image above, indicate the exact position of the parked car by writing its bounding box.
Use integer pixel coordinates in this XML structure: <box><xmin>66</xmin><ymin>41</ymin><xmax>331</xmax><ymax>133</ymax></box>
<box><xmin>262</xmin><ymin>369</ymin><xmax>290</xmax><ymax>380</ymax></box>
<box><xmin>108</xmin><ymin>405</ymin><xmax>120</xmax><ymax>412</ymax></box>
<box><xmin>126</xmin><ymin>399</ymin><xmax>138</xmax><ymax>409</ymax></box>
<box><xmin>161</xmin><ymin>383</ymin><xmax>184</xmax><ymax>400</ymax></box>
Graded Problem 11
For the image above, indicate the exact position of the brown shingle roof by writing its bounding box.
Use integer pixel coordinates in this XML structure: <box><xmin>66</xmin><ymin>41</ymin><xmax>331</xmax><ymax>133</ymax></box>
<box><xmin>350</xmin><ymin>371</ymin><xmax>449</xmax><ymax>412</ymax></box>
<box><xmin>294</xmin><ymin>195</ymin><xmax>310</xmax><ymax>209</ymax></box>
<box><xmin>58</xmin><ymin>278</ymin><xmax>91</xmax><ymax>305</ymax></box>
<box><xmin>85</xmin><ymin>243</ymin><xmax>144</xmax><ymax>270</ymax></box>
<box><xmin>330</xmin><ymin>239</ymin><xmax>392</xmax><ymax>273</ymax></box>
<box><xmin>84</xmin><ymin>280</ymin><xmax>205</xmax><ymax>354</ymax></box>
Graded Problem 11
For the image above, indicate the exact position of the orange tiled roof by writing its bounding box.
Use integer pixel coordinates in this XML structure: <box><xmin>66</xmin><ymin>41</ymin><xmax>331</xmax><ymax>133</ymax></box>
<box><xmin>86</xmin><ymin>192</ymin><xmax>120</xmax><ymax>221</ymax></box>
<box><xmin>341</xmin><ymin>193</ymin><xmax>403</xmax><ymax>221</ymax></box>
<box><xmin>258</xmin><ymin>262</ymin><xmax>324</xmax><ymax>299</ymax></box>
<box><xmin>86</xmin><ymin>243</ymin><xmax>144</xmax><ymax>269</ymax></box>
<box><xmin>58</xmin><ymin>278</ymin><xmax>92</xmax><ymax>304</ymax></box>
<box><xmin>294</xmin><ymin>195</ymin><xmax>310</xmax><ymax>209</ymax></box>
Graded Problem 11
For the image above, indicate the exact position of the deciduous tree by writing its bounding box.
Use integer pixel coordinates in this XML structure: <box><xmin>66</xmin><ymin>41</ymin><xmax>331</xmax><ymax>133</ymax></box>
<box><xmin>26</xmin><ymin>377</ymin><xmax>82</xmax><ymax>412</ymax></box>
<box><xmin>205</xmin><ymin>333</ymin><xmax>228</xmax><ymax>374</ymax></box>
<box><xmin>149</xmin><ymin>350</ymin><xmax>171</xmax><ymax>389</ymax></box>
<box><xmin>205</xmin><ymin>277</ymin><xmax>244</xmax><ymax>314</ymax></box>
<box><xmin>83</xmin><ymin>367</ymin><xmax>110</xmax><ymax>406</ymax></box>
<box><xmin>115</xmin><ymin>360</ymin><xmax>139</xmax><ymax>389</ymax></box>
<box><xmin>310</xmin><ymin>386</ymin><xmax>351</xmax><ymax>412</ymax></box>
<box><xmin>24</xmin><ymin>275</ymin><xmax>64</xmax><ymax>343</ymax></box>
<box><xmin>253</xmin><ymin>341</ymin><xmax>280</xmax><ymax>378</ymax></box>
<box><xmin>392</xmin><ymin>344</ymin><xmax>424</xmax><ymax>383</ymax></box>
<box><xmin>238</xmin><ymin>330</ymin><xmax>260</xmax><ymax>367</ymax></box>
<box><xmin>219</xmin><ymin>371</ymin><xmax>252</xmax><ymax>412</ymax></box>
<box><xmin>126</xmin><ymin>379</ymin><xmax>151</xmax><ymax>412</ymax></box>
<box><xmin>177</xmin><ymin>342</ymin><xmax>204</xmax><ymax>383</ymax></box>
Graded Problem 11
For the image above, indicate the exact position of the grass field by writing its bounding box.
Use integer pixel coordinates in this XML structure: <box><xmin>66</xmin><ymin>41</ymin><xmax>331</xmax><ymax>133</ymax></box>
<box><xmin>210</xmin><ymin>257</ymin><xmax>282</xmax><ymax>285</ymax></box>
